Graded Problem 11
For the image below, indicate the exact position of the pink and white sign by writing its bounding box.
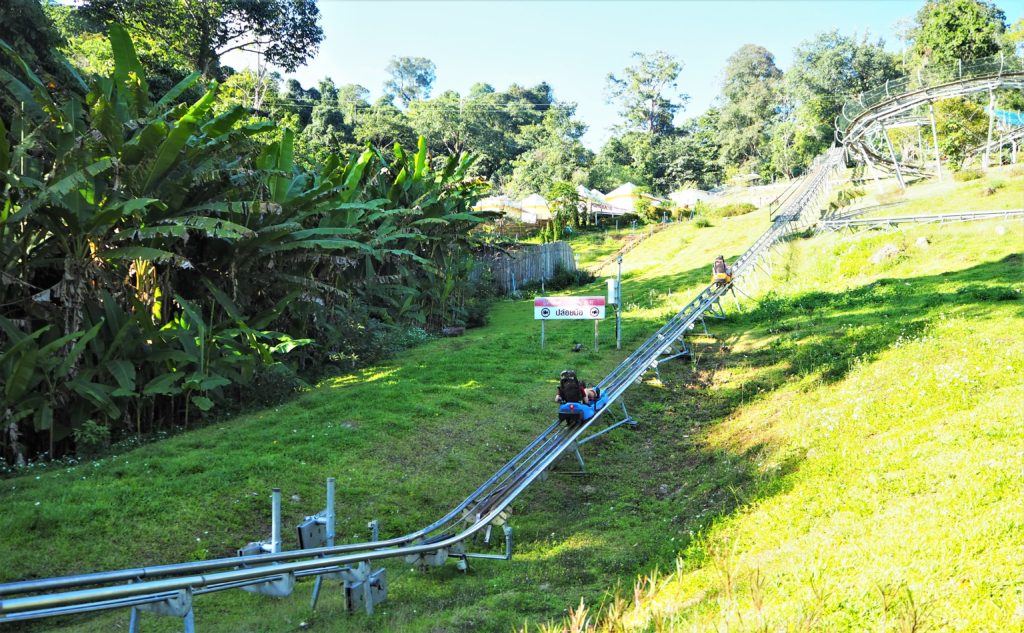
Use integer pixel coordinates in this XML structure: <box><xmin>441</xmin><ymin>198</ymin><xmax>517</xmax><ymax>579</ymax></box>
<box><xmin>534</xmin><ymin>296</ymin><xmax>606</xmax><ymax>320</ymax></box>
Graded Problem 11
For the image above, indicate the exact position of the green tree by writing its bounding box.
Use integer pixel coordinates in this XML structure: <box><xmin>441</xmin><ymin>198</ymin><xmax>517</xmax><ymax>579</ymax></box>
<box><xmin>547</xmin><ymin>181</ymin><xmax>581</xmax><ymax>231</ymax></box>
<box><xmin>587</xmin><ymin>135</ymin><xmax>646</xmax><ymax>192</ymax></box>
<box><xmin>935</xmin><ymin>98</ymin><xmax>989</xmax><ymax>168</ymax></box>
<box><xmin>606</xmin><ymin>51</ymin><xmax>688</xmax><ymax>135</ymax></box>
<box><xmin>1</xmin><ymin>25</ymin><xmax>494</xmax><ymax>463</ymax></box>
<box><xmin>506</xmin><ymin>105</ymin><xmax>592</xmax><ymax>198</ymax></box>
<box><xmin>383</xmin><ymin>56</ymin><xmax>436</xmax><ymax>107</ymax></box>
<box><xmin>80</xmin><ymin>0</ymin><xmax>323</xmax><ymax>77</ymax></box>
<box><xmin>911</xmin><ymin>0</ymin><xmax>1007</xmax><ymax>66</ymax></box>
<box><xmin>295</xmin><ymin>82</ymin><xmax>359</xmax><ymax>168</ymax></box>
<box><xmin>657</xmin><ymin>112</ymin><xmax>724</xmax><ymax>191</ymax></box>
<box><xmin>718</xmin><ymin>44</ymin><xmax>783</xmax><ymax>174</ymax></box>
<box><xmin>786</xmin><ymin>31</ymin><xmax>899</xmax><ymax>159</ymax></box>
<box><xmin>354</xmin><ymin>97</ymin><xmax>417</xmax><ymax>151</ymax></box>
<box><xmin>408</xmin><ymin>90</ymin><xmax>470</xmax><ymax>156</ymax></box>
<box><xmin>0</xmin><ymin>0</ymin><xmax>75</xmax><ymax>93</ymax></box>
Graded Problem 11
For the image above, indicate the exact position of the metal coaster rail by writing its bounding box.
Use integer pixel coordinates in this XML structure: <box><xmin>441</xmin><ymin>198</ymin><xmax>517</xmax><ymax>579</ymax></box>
<box><xmin>0</xmin><ymin>150</ymin><xmax>842</xmax><ymax>628</ymax></box>
<box><xmin>818</xmin><ymin>208</ymin><xmax>1024</xmax><ymax>232</ymax></box>
<box><xmin>835</xmin><ymin>51</ymin><xmax>1024</xmax><ymax>182</ymax></box>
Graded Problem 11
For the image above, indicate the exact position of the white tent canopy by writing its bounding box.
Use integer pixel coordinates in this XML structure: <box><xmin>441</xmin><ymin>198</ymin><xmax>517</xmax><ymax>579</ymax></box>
<box><xmin>669</xmin><ymin>188</ymin><xmax>711</xmax><ymax>208</ymax></box>
<box><xmin>519</xmin><ymin>193</ymin><xmax>552</xmax><ymax>221</ymax></box>
<box><xmin>604</xmin><ymin>183</ymin><xmax>640</xmax><ymax>212</ymax></box>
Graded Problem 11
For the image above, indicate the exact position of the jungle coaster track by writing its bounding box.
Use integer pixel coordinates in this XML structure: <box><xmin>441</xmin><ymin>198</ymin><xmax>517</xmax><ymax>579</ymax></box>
<box><xmin>836</xmin><ymin>52</ymin><xmax>1024</xmax><ymax>187</ymax></box>
<box><xmin>0</xmin><ymin>150</ymin><xmax>843</xmax><ymax>631</ymax></box>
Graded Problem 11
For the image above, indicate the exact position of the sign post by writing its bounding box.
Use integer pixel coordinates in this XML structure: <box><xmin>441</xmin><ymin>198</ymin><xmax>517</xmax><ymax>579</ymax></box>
<box><xmin>615</xmin><ymin>257</ymin><xmax>623</xmax><ymax>350</ymax></box>
<box><xmin>534</xmin><ymin>296</ymin><xmax>607</xmax><ymax>351</ymax></box>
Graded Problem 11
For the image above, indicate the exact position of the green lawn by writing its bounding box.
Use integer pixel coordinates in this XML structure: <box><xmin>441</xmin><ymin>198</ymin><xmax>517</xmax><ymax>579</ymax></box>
<box><xmin>567</xmin><ymin>227</ymin><xmax>637</xmax><ymax>271</ymax></box>
<box><xmin>851</xmin><ymin>163</ymin><xmax>1024</xmax><ymax>218</ymax></box>
<box><xmin>2</xmin><ymin>172</ymin><xmax>1022</xmax><ymax>633</ymax></box>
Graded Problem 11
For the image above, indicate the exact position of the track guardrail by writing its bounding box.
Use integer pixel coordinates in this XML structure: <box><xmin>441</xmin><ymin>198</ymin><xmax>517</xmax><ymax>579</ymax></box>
<box><xmin>819</xmin><ymin>208</ymin><xmax>1024</xmax><ymax>231</ymax></box>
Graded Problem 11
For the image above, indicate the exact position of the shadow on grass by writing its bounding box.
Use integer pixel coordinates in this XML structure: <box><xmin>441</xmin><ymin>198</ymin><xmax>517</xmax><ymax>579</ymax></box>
<box><xmin>528</xmin><ymin>253</ymin><xmax>1022</xmax><ymax>614</ymax></box>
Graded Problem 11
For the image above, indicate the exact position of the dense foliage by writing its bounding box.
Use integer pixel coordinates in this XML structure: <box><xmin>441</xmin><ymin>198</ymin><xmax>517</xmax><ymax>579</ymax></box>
<box><xmin>0</xmin><ymin>27</ymin><xmax>493</xmax><ymax>465</ymax></box>
<box><xmin>1</xmin><ymin>0</ymin><xmax>1019</xmax><ymax>466</ymax></box>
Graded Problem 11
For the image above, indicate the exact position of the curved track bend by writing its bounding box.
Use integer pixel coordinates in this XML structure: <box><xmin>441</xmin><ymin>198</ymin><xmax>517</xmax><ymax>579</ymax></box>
<box><xmin>836</xmin><ymin>52</ymin><xmax>1024</xmax><ymax>181</ymax></box>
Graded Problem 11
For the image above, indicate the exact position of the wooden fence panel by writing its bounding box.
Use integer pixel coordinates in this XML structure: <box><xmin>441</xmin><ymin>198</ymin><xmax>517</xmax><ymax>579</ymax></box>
<box><xmin>477</xmin><ymin>241</ymin><xmax>577</xmax><ymax>293</ymax></box>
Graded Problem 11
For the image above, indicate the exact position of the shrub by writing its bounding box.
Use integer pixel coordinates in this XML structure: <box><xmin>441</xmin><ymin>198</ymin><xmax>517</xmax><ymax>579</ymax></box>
<box><xmin>953</xmin><ymin>169</ymin><xmax>983</xmax><ymax>182</ymax></box>
<box><xmin>694</xmin><ymin>216</ymin><xmax>713</xmax><ymax>228</ymax></box>
<box><xmin>877</xmin><ymin>186</ymin><xmax>905</xmax><ymax>204</ymax></box>
<box><xmin>72</xmin><ymin>421</ymin><xmax>111</xmax><ymax>459</ymax></box>
<box><xmin>710</xmin><ymin>202</ymin><xmax>757</xmax><ymax>217</ymax></box>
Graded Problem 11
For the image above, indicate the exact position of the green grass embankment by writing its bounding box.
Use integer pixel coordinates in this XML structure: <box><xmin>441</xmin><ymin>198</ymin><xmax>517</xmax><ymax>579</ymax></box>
<box><xmin>851</xmin><ymin>163</ymin><xmax>1024</xmax><ymax>218</ymax></box>
<box><xmin>2</xmin><ymin>172</ymin><xmax>1021</xmax><ymax>632</ymax></box>
<box><xmin>535</xmin><ymin>183</ymin><xmax>1024</xmax><ymax>631</ymax></box>
<box><xmin>0</xmin><ymin>212</ymin><xmax>774</xmax><ymax>633</ymax></box>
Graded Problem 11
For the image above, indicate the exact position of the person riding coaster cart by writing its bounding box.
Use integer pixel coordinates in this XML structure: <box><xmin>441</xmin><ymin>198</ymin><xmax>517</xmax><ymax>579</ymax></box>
<box><xmin>555</xmin><ymin>370</ymin><xmax>608</xmax><ymax>425</ymax></box>
<box><xmin>712</xmin><ymin>255</ymin><xmax>732</xmax><ymax>288</ymax></box>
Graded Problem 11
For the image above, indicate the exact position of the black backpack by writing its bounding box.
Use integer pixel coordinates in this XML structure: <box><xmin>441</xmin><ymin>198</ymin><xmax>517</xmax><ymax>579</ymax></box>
<box><xmin>559</xmin><ymin>375</ymin><xmax>583</xmax><ymax>403</ymax></box>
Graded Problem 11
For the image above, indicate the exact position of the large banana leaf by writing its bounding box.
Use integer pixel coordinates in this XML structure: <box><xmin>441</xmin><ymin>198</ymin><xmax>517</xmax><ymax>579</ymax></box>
<box><xmin>142</xmin><ymin>85</ymin><xmax>220</xmax><ymax>191</ymax></box>
<box><xmin>108</xmin><ymin>23</ymin><xmax>149</xmax><ymax>114</ymax></box>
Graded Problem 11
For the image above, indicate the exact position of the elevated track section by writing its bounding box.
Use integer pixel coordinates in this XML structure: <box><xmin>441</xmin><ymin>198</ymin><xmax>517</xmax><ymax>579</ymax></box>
<box><xmin>836</xmin><ymin>52</ymin><xmax>1024</xmax><ymax>186</ymax></box>
<box><xmin>0</xmin><ymin>150</ymin><xmax>843</xmax><ymax>631</ymax></box>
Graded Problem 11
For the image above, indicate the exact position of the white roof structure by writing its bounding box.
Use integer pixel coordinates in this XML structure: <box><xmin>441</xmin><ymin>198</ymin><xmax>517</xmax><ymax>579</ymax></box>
<box><xmin>519</xmin><ymin>193</ymin><xmax>552</xmax><ymax>220</ymax></box>
<box><xmin>604</xmin><ymin>182</ymin><xmax>665</xmax><ymax>213</ymax></box>
<box><xmin>576</xmin><ymin>185</ymin><xmax>607</xmax><ymax>203</ymax></box>
<box><xmin>603</xmin><ymin>183</ymin><xmax>637</xmax><ymax>212</ymax></box>
<box><xmin>605</xmin><ymin>182</ymin><xmax>638</xmax><ymax>200</ymax></box>
<box><xmin>669</xmin><ymin>189</ymin><xmax>711</xmax><ymax>208</ymax></box>
<box><xmin>474</xmin><ymin>195</ymin><xmax>526</xmax><ymax>220</ymax></box>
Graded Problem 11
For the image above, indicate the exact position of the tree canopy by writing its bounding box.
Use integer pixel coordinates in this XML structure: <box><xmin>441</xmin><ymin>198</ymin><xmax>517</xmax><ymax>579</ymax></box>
<box><xmin>718</xmin><ymin>44</ymin><xmax>784</xmax><ymax>174</ymax></box>
<box><xmin>383</xmin><ymin>56</ymin><xmax>437</xmax><ymax>107</ymax></box>
<box><xmin>606</xmin><ymin>51</ymin><xmax>688</xmax><ymax>135</ymax></box>
<box><xmin>80</xmin><ymin>0</ymin><xmax>323</xmax><ymax>77</ymax></box>
<box><xmin>911</xmin><ymin>0</ymin><xmax>1007</xmax><ymax>65</ymax></box>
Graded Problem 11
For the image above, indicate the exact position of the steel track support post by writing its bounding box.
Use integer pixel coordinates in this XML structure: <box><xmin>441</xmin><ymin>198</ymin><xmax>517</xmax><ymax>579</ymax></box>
<box><xmin>929</xmin><ymin>103</ymin><xmax>942</xmax><ymax>181</ymax></box>
<box><xmin>271</xmin><ymin>488</ymin><xmax>282</xmax><ymax>553</ymax></box>
<box><xmin>311</xmin><ymin>477</ymin><xmax>338</xmax><ymax>610</ymax></box>
<box><xmin>860</xmin><ymin>145</ymin><xmax>884</xmax><ymax>193</ymax></box>
<box><xmin>574</xmin><ymin>443</ymin><xmax>586</xmax><ymax>472</ymax></box>
<box><xmin>731</xmin><ymin>287</ymin><xmax>742</xmax><ymax>313</ymax></box>
<box><xmin>984</xmin><ymin>89</ymin><xmax>996</xmax><ymax>170</ymax></box>
<box><xmin>916</xmin><ymin>124</ymin><xmax>924</xmax><ymax>166</ymax></box>
<box><xmin>880</xmin><ymin>122</ymin><xmax>906</xmax><ymax>189</ymax></box>
<box><xmin>129</xmin><ymin>587</ymin><xmax>195</xmax><ymax>632</ymax></box>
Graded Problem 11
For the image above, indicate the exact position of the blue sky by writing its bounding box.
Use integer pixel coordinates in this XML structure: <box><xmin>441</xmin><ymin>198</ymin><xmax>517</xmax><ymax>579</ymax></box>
<box><xmin>232</xmin><ymin>0</ymin><xmax>1022</xmax><ymax>149</ymax></box>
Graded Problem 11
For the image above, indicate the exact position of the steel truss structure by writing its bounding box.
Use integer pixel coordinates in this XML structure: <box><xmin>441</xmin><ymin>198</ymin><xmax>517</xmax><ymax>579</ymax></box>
<box><xmin>836</xmin><ymin>52</ymin><xmax>1024</xmax><ymax>186</ymax></box>
<box><xmin>0</xmin><ymin>151</ymin><xmax>844</xmax><ymax>630</ymax></box>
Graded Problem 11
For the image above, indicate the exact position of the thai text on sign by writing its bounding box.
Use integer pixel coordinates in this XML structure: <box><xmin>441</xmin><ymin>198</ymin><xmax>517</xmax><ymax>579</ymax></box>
<box><xmin>534</xmin><ymin>296</ymin><xmax>606</xmax><ymax>320</ymax></box>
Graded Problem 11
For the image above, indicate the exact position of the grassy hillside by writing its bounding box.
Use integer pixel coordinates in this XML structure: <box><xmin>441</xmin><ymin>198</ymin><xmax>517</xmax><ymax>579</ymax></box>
<box><xmin>1</xmin><ymin>173</ymin><xmax>1021</xmax><ymax>632</ymax></box>
<box><xmin>849</xmin><ymin>163</ymin><xmax>1024</xmax><ymax>217</ymax></box>
<box><xmin>535</xmin><ymin>183</ymin><xmax>1024</xmax><ymax>631</ymax></box>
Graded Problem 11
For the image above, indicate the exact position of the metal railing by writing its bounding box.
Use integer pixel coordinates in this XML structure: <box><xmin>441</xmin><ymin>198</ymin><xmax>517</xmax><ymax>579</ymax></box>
<box><xmin>837</xmin><ymin>52</ymin><xmax>1024</xmax><ymax>137</ymax></box>
<box><xmin>0</xmin><ymin>150</ymin><xmax>843</xmax><ymax>628</ymax></box>
<box><xmin>819</xmin><ymin>208</ymin><xmax>1024</xmax><ymax>231</ymax></box>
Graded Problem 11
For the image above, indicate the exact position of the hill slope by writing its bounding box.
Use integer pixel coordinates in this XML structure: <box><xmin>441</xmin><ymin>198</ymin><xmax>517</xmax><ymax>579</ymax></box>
<box><xmin>2</xmin><ymin>173</ymin><xmax>1022</xmax><ymax>632</ymax></box>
